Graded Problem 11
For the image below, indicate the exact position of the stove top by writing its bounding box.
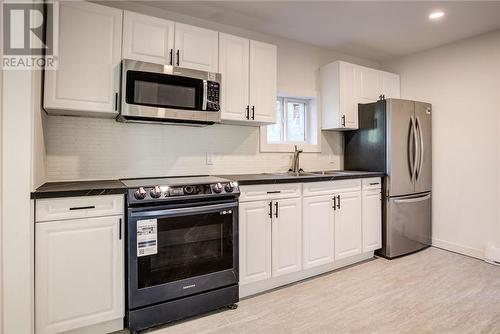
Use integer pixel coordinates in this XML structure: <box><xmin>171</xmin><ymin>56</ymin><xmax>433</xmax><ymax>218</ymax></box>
<box><xmin>121</xmin><ymin>175</ymin><xmax>239</xmax><ymax>204</ymax></box>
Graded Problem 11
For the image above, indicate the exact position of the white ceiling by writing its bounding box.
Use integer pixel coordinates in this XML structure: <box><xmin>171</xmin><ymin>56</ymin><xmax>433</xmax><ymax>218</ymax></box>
<box><xmin>139</xmin><ymin>1</ymin><xmax>500</xmax><ymax>62</ymax></box>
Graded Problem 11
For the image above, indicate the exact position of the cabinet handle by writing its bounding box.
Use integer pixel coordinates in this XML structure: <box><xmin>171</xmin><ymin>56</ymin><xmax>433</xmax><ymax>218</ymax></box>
<box><xmin>268</xmin><ymin>201</ymin><xmax>273</xmax><ymax>219</ymax></box>
<box><xmin>275</xmin><ymin>202</ymin><xmax>279</xmax><ymax>218</ymax></box>
<box><xmin>341</xmin><ymin>115</ymin><xmax>346</xmax><ymax>127</ymax></box>
<box><xmin>266</xmin><ymin>191</ymin><xmax>281</xmax><ymax>194</ymax></box>
<box><xmin>169</xmin><ymin>49</ymin><xmax>173</xmax><ymax>65</ymax></box>
<box><xmin>369</xmin><ymin>182</ymin><xmax>380</xmax><ymax>186</ymax></box>
<box><xmin>176</xmin><ymin>49</ymin><xmax>180</xmax><ymax>66</ymax></box>
<box><xmin>332</xmin><ymin>197</ymin><xmax>336</xmax><ymax>210</ymax></box>
<box><xmin>114</xmin><ymin>92</ymin><xmax>118</xmax><ymax>111</ymax></box>
<box><xmin>251</xmin><ymin>106</ymin><xmax>255</xmax><ymax>120</ymax></box>
<box><xmin>246</xmin><ymin>105</ymin><xmax>250</xmax><ymax>119</ymax></box>
<box><xmin>69</xmin><ymin>205</ymin><xmax>95</xmax><ymax>211</ymax></box>
<box><xmin>119</xmin><ymin>218</ymin><xmax>122</xmax><ymax>240</ymax></box>
<box><xmin>337</xmin><ymin>195</ymin><xmax>341</xmax><ymax>210</ymax></box>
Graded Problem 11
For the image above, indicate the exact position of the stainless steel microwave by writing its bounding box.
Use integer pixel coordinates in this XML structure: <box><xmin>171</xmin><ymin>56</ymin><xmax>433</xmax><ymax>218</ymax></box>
<box><xmin>117</xmin><ymin>59</ymin><xmax>221</xmax><ymax>125</ymax></box>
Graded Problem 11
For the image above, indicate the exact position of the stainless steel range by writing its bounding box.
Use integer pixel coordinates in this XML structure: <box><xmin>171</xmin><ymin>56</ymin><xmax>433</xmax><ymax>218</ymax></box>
<box><xmin>121</xmin><ymin>176</ymin><xmax>240</xmax><ymax>333</ymax></box>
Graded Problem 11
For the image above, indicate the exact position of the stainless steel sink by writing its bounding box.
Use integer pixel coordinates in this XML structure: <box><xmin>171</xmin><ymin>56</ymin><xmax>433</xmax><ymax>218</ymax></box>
<box><xmin>311</xmin><ymin>170</ymin><xmax>358</xmax><ymax>176</ymax></box>
<box><xmin>261</xmin><ymin>171</ymin><xmax>316</xmax><ymax>177</ymax></box>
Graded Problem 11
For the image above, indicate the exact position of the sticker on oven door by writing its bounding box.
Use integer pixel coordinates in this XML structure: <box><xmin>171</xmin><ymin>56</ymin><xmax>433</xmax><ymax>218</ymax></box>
<box><xmin>137</xmin><ymin>219</ymin><xmax>157</xmax><ymax>257</ymax></box>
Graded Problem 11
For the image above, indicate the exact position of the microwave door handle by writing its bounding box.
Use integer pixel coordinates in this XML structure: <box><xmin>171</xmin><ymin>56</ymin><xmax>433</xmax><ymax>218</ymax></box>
<box><xmin>202</xmin><ymin>80</ymin><xmax>208</xmax><ymax>110</ymax></box>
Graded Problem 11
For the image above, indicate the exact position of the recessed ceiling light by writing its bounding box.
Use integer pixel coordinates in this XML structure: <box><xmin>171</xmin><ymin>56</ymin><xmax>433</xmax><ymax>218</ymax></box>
<box><xmin>429</xmin><ymin>11</ymin><xmax>445</xmax><ymax>20</ymax></box>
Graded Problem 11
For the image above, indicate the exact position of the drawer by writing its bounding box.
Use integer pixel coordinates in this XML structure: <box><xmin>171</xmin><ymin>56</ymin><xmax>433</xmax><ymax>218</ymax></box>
<box><xmin>303</xmin><ymin>179</ymin><xmax>361</xmax><ymax>197</ymax></box>
<box><xmin>36</xmin><ymin>195</ymin><xmax>124</xmax><ymax>222</ymax></box>
<box><xmin>239</xmin><ymin>183</ymin><xmax>301</xmax><ymax>202</ymax></box>
<box><xmin>362</xmin><ymin>177</ymin><xmax>382</xmax><ymax>190</ymax></box>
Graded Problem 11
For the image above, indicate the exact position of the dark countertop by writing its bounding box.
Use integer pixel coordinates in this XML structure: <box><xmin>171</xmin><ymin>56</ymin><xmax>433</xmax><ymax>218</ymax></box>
<box><xmin>31</xmin><ymin>171</ymin><xmax>385</xmax><ymax>199</ymax></box>
<box><xmin>31</xmin><ymin>180</ymin><xmax>127</xmax><ymax>199</ymax></box>
<box><xmin>217</xmin><ymin>171</ymin><xmax>385</xmax><ymax>186</ymax></box>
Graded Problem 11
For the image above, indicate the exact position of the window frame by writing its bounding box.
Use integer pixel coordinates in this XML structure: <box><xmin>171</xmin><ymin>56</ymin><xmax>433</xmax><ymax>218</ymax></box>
<box><xmin>260</xmin><ymin>95</ymin><xmax>321</xmax><ymax>153</ymax></box>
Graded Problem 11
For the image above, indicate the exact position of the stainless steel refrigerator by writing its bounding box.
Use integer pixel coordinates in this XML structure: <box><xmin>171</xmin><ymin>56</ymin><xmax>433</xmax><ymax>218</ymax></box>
<box><xmin>345</xmin><ymin>99</ymin><xmax>432</xmax><ymax>259</ymax></box>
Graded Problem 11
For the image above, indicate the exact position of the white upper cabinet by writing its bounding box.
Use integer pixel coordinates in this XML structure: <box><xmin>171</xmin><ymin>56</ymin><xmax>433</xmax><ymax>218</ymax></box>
<box><xmin>219</xmin><ymin>33</ymin><xmax>250</xmax><ymax>122</ymax></box>
<box><xmin>122</xmin><ymin>11</ymin><xmax>175</xmax><ymax>65</ymax></box>
<box><xmin>249</xmin><ymin>40</ymin><xmax>277</xmax><ymax>124</ymax></box>
<box><xmin>321</xmin><ymin>61</ymin><xmax>400</xmax><ymax>130</ymax></box>
<box><xmin>379</xmin><ymin>71</ymin><xmax>401</xmax><ymax>98</ymax></box>
<box><xmin>174</xmin><ymin>23</ymin><xmax>218</xmax><ymax>72</ymax></box>
<box><xmin>44</xmin><ymin>1</ymin><xmax>122</xmax><ymax>117</ymax></box>
<box><xmin>219</xmin><ymin>36</ymin><xmax>277</xmax><ymax>125</ymax></box>
<box><xmin>272</xmin><ymin>198</ymin><xmax>302</xmax><ymax>277</ymax></box>
<box><xmin>302</xmin><ymin>195</ymin><xmax>335</xmax><ymax>269</ymax></box>
<box><xmin>357</xmin><ymin>66</ymin><xmax>380</xmax><ymax>103</ymax></box>
<box><xmin>334</xmin><ymin>190</ymin><xmax>362</xmax><ymax>260</ymax></box>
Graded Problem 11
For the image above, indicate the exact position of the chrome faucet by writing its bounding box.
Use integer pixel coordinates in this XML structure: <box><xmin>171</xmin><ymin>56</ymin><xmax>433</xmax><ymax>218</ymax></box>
<box><xmin>289</xmin><ymin>145</ymin><xmax>304</xmax><ymax>174</ymax></box>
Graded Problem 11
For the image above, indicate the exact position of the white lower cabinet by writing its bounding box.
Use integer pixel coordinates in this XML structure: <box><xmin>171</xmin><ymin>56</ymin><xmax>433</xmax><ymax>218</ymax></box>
<box><xmin>35</xmin><ymin>195</ymin><xmax>124</xmax><ymax>334</ymax></box>
<box><xmin>362</xmin><ymin>189</ymin><xmax>382</xmax><ymax>252</ymax></box>
<box><xmin>302</xmin><ymin>195</ymin><xmax>334</xmax><ymax>269</ymax></box>
<box><xmin>239</xmin><ymin>200</ymin><xmax>272</xmax><ymax>285</ymax></box>
<box><xmin>334</xmin><ymin>191</ymin><xmax>363</xmax><ymax>260</ymax></box>
<box><xmin>239</xmin><ymin>179</ymin><xmax>381</xmax><ymax>297</ymax></box>
<box><xmin>272</xmin><ymin>198</ymin><xmax>302</xmax><ymax>277</ymax></box>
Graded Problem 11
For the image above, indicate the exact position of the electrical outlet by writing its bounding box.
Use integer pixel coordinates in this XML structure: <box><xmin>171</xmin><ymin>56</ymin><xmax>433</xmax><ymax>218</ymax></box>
<box><xmin>206</xmin><ymin>151</ymin><xmax>214</xmax><ymax>165</ymax></box>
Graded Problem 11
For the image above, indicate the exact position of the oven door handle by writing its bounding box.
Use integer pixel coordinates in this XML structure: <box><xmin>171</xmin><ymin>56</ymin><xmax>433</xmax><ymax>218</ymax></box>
<box><xmin>130</xmin><ymin>202</ymin><xmax>238</xmax><ymax>218</ymax></box>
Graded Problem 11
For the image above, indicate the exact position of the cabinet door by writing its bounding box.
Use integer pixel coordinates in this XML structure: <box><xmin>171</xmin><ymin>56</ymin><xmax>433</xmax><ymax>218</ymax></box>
<box><xmin>249</xmin><ymin>40</ymin><xmax>277</xmax><ymax>123</ymax></box>
<box><xmin>362</xmin><ymin>189</ymin><xmax>382</xmax><ymax>252</ymax></box>
<box><xmin>357</xmin><ymin>66</ymin><xmax>380</xmax><ymax>103</ymax></box>
<box><xmin>174</xmin><ymin>23</ymin><xmax>218</xmax><ymax>72</ymax></box>
<box><xmin>334</xmin><ymin>191</ymin><xmax>362</xmax><ymax>260</ymax></box>
<box><xmin>339</xmin><ymin>62</ymin><xmax>358</xmax><ymax>129</ymax></box>
<box><xmin>379</xmin><ymin>71</ymin><xmax>401</xmax><ymax>98</ymax></box>
<box><xmin>122</xmin><ymin>11</ymin><xmax>175</xmax><ymax>65</ymax></box>
<box><xmin>272</xmin><ymin>198</ymin><xmax>302</xmax><ymax>277</ymax></box>
<box><xmin>44</xmin><ymin>1</ymin><xmax>122</xmax><ymax>116</ymax></box>
<box><xmin>219</xmin><ymin>33</ymin><xmax>250</xmax><ymax>121</ymax></box>
<box><xmin>302</xmin><ymin>195</ymin><xmax>335</xmax><ymax>269</ymax></box>
<box><xmin>35</xmin><ymin>216</ymin><xmax>124</xmax><ymax>334</ymax></box>
<box><xmin>239</xmin><ymin>201</ymin><xmax>272</xmax><ymax>285</ymax></box>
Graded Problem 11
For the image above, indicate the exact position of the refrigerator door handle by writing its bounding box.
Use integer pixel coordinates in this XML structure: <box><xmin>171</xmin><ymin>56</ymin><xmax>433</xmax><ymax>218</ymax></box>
<box><xmin>408</xmin><ymin>116</ymin><xmax>416</xmax><ymax>181</ymax></box>
<box><xmin>394</xmin><ymin>194</ymin><xmax>431</xmax><ymax>204</ymax></box>
<box><xmin>415</xmin><ymin>116</ymin><xmax>424</xmax><ymax>180</ymax></box>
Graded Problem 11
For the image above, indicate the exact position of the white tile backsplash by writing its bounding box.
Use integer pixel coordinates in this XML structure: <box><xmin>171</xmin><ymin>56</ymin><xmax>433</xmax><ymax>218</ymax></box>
<box><xmin>45</xmin><ymin>115</ymin><xmax>343</xmax><ymax>181</ymax></box>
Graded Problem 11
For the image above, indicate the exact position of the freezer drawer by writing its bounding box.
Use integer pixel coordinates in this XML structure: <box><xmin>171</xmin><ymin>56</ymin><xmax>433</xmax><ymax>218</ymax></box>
<box><xmin>384</xmin><ymin>192</ymin><xmax>431</xmax><ymax>258</ymax></box>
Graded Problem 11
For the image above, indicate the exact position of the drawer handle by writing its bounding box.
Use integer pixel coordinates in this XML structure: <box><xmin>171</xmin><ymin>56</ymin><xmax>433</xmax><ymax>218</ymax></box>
<box><xmin>69</xmin><ymin>205</ymin><xmax>96</xmax><ymax>211</ymax></box>
<box><xmin>369</xmin><ymin>183</ymin><xmax>380</xmax><ymax>186</ymax></box>
<box><xmin>267</xmin><ymin>191</ymin><xmax>281</xmax><ymax>194</ymax></box>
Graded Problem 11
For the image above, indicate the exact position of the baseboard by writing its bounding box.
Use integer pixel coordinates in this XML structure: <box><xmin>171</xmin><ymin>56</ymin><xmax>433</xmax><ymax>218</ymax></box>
<box><xmin>432</xmin><ymin>238</ymin><xmax>484</xmax><ymax>260</ymax></box>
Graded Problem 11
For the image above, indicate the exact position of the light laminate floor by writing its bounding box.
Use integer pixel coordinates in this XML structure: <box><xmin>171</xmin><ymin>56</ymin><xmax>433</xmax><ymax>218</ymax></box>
<box><xmin>150</xmin><ymin>247</ymin><xmax>500</xmax><ymax>334</ymax></box>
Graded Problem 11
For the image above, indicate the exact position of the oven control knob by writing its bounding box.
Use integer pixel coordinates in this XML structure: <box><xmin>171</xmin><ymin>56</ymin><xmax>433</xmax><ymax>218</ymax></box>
<box><xmin>224</xmin><ymin>182</ymin><xmax>236</xmax><ymax>193</ymax></box>
<box><xmin>150</xmin><ymin>185</ymin><xmax>162</xmax><ymax>198</ymax></box>
<box><xmin>212</xmin><ymin>182</ymin><xmax>223</xmax><ymax>193</ymax></box>
<box><xmin>183</xmin><ymin>185</ymin><xmax>195</xmax><ymax>195</ymax></box>
<box><xmin>134</xmin><ymin>187</ymin><xmax>147</xmax><ymax>200</ymax></box>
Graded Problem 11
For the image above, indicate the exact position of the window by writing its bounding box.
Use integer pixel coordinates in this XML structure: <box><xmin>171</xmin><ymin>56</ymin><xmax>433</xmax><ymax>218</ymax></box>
<box><xmin>260</xmin><ymin>96</ymin><xmax>320</xmax><ymax>153</ymax></box>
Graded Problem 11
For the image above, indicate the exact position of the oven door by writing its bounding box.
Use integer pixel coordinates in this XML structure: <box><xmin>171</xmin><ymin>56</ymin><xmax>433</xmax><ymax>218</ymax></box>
<box><xmin>127</xmin><ymin>200</ymin><xmax>238</xmax><ymax>309</ymax></box>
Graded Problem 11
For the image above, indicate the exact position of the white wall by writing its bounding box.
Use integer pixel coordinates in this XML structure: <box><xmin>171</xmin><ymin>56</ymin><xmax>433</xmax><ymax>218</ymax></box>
<box><xmin>383</xmin><ymin>30</ymin><xmax>500</xmax><ymax>259</ymax></box>
<box><xmin>2</xmin><ymin>69</ymin><xmax>36</xmax><ymax>334</ymax></box>
<box><xmin>45</xmin><ymin>2</ymin><xmax>380</xmax><ymax>182</ymax></box>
